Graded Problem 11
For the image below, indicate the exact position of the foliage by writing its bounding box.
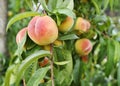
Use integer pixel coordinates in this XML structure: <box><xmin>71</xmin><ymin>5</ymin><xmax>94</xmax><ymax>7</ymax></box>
<box><xmin>4</xmin><ymin>0</ymin><xmax>120</xmax><ymax>86</ymax></box>
<box><xmin>0</xmin><ymin>54</ymin><xmax>9</xmax><ymax>86</ymax></box>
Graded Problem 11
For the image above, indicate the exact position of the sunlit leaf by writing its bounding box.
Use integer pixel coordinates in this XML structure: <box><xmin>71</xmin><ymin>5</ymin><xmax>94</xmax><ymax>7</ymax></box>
<box><xmin>114</xmin><ymin>41</ymin><xmax>120</xmax><ymax>63</ymax></box>
<box><xmin>4</xmin><ymin>65</ymin><xmax>15</xmax><ymax>86</ymax></box>
<box><xmin>66</xmin><ymin>0</ymin><xmax>74</xmax><ymax>10</ymax></box>
<box><xmin>57</xmin><ymin>8</ymin><xmax>76</xmax><ymax>19</ymax></box>
<box><xmin>54</xmin><ymin>61</ymin><xmax>70</xmax><ymax>65</ymax></box>
<box><xmin>59</xmin><ymin>34</ymin><xmax>79</xmax><ymax>40</ymax></box>
<box><xmin>6</xmin><ymin>12</ymin><xmax>40</xmax><ymax>31</ymax></box>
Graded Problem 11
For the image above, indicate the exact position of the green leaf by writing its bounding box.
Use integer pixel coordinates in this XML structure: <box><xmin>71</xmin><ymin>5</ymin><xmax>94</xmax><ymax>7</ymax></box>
<box><xmin>25</xmin><ymin>0</ymin><xmax>33</xmax><ymax>11</ymax></box>
<box><xmin>103</xmin><ymin>0</ymin><xmax>110</xmax><ymax>12</ymax></box>
<box><xmin>55</xmin><ymin>50</ymin><xmax>73</xmax><ymax>85</ymax></box>
<box><xmin>24</xmin><ymin>61</ymin><xmax>38</xmax><ymax>83</ymax></box>
<box><xmin>57</xmin><ymin>8</ymin><xmax>76</xmax><ymax>19</ymax></box>
<box><xmin>62</xmin><ymin>50</ymin><xmax>73</xmax><ymax>85</ymax></box>
<box><xmin>56</xmin><ymin>0</ymin><xmax>64</xmax><ymax>9</ymax></box>
<box><xmin>109</xmin><ymin>0</ymin><xmax>113</xmax><ymax>10</ymax></box>
<box><xmin>73</xmin><ymin>58</ymin><xmax>80</xmax><ymax>86</ymax></box>
<box><xmin>4</xmin><ymin>65</ymin><xmax>15</xmax><ymax>86</ymax></box>
<box><xmin>15</xmin><ymin>50</ymin><xmax>51</xmax><ymax>86</ymax></box>
<box><xmin>27</xmin><ymin>66</ymin><xmax>50</xmax><ymax>86</ymax></box>
<box><xmin>66</xmin><ymin>0</ymin><xmax>74</xmax><ymax>10</ymax></box>
<box><xmin>47</xmin><ymin>0</ymin><xmax>59</xmax><ymax>11</ymax></box>
<box><xmin>105</xmin><ymin>39</ymin><xmax>115</xmax><ymax>76</ymax></box>
<box><xmin>39</xmin><ymin>0</ymin><xmax>51</xmax><ymax>13</ymax></box>
<box><xmin>6</xmin><ymin>12</ymin><xmax>40</xmax><ymax>31</ymax></box>
<box><xmin>114</xmin><ymin>41</ymin><xmax>120</xmax><ymax>63</ymax></box>
<box><xmin>59</xmin><ymin>34</ymin><xmax>79</xmax><ymax>40</ymax></box>
<box><xmin>94</xmin><ymin>15</ymin><xmax>107</xmax><ymax>22</ymax></box>
<box><xmin>54</xmin><ymin>61</ymin><xmax>70</xmax><ymax>65</ymax></box>
<box><xmin>118</xmin><ymin>61</ymin><xmax>120</xmax><ymax>86</ymax></box>
<box><xmin>91</xmin><ymin>0</ymin><xmax>100</xmax><ymax>14</ymax></box>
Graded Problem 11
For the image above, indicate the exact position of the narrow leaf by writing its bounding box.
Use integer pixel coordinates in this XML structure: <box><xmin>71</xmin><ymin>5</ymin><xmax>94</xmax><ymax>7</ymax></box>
<box><xmin>4</xmin><ymin>65</ymin><xmax>15</xmax><ymax>86</ymax></box>
<box><xmin>57</xmin><ymin>8</ymin><xmax>76</xmax><ymax>19</ymax></box>
<box><xmin>109</xmin><ymin>0</ymin><xmax>113</xmax><ymax>10</ymax></box>
<box><xmin>114</xmin><ymin>41</ymin><xmax>120</xmax><ymax>63</ymax></box>
<box><xmin>73</xmin><ymin>58</ymin><xmax>80</xmax><ymax>86</ymax></box>
<box><xmin>59</xmin><ymin>34</ymin><xmax>79</xmax><ymax>40</ymax></box>
<box><xmin>15</xmin><ymin>50</ymin><xmax>51</xmax><ymax>86</ymax></box>
<box><xmin>25</xmin><ymin>0</ymin><xmax>33</xmax><ymax>11</ymax></box>
<box><xmin>91</xmin><ymin>0</ymin><xmax>100</xmax><ymax>14</ymax></box>
<box><xmin>54</xmin><ymin>61</ymin><xmax>70</xmax><ymax>65</ymax></box>
<box><xmin>105</xmin><ymin>39</ymin><xmax>115</xmax><ymax>76</ymax></box>
<box><xmin>118</xmin><ymin>61</ymin><xmax>120</xmax><ymax>86</ymax></box>
<box><xmin>6</xmin><ymin>12</ymin><xmax>40</xmax><ymax>31</ymax></box>
<box><xmin>27</xmin><ymin>66</ymin><xmax>50</xmax><ymax>86</ymax></box>
<box><xmin>103</xmin><ymin>0</ymin><xmax>109</xmax><ymax>12</ymax></box>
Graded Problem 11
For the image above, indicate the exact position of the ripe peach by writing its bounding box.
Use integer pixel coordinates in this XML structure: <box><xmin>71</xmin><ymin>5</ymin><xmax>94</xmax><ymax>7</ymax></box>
<box><xmin>75</xmin><ymin>38</ymin><xmax>92</xmax><ymax>56</ymax></box>
<box><xmin>74</xmin><ymin>17</ymin><xmax>90</xmax><ymax>34</ymax></box>
<box><xmin>28</xmin><ymin>16</ymin><xmax>58</xmax><ymax>45</ymax></box>
<box><xmin>58</xmin><ymin>16</ymin><xmax>74</xmax><ymax>33</ymax></box>
<box><xmin>16</xmin><ymin>27</ymin><xmax>27</xmax><ymax>45</ymax></box>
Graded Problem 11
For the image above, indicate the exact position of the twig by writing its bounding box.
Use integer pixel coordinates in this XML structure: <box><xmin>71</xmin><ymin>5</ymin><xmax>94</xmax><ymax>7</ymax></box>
<box><xmin>35</xmin><ymin>3</ymin><xmax>41</xmax><ymax>12</ymax></box>
<box><xmin>23</xmin><ymin>79</ymin><xmax>26</xmax><ymax>86</ymax></box>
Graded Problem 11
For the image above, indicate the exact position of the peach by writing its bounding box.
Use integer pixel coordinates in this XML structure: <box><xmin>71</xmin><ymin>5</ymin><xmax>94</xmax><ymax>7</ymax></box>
<box><xmin>75</xmin><ymin>38</ymin><xmax>92</xmax><ymax>56</ymax></box>
<box><xmin>28</xmin><ymin>16</ymin><xmax>58</xmax><ymax>45</ymax></box>
<box><xmin>39</xmin><ymin>57</ymin><xmax>49</xmax><ymax>67</ymax></box>
<box><xmin>74</xmin><ymin>17</ymin><xmax>90</xmax><ymax>34</ymax></box>
<box><xmin>58</xmin><ymin>16</ymin><xmax>74</xmax><ymax>33</ymax></box>
<box><xmin>16</xmin><ymin>27</ymin><xmax>27</xmax><ymax>45</ymax></box>
<box><xmin>43</xmin><ymin>44</ymin><xmax>51</xmax><ymax>51</ymax></box>
<box><xmin>53</xmin><ymin>40</ymin><xmax>63</xmax><ymax>47</ymax></box>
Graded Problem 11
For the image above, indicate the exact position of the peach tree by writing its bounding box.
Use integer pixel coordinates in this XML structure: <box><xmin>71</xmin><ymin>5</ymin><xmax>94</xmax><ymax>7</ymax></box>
<box><xmin>4</xmin><ymin>0</ymin><xmax>120</xmax><ymax>86</ymax></box>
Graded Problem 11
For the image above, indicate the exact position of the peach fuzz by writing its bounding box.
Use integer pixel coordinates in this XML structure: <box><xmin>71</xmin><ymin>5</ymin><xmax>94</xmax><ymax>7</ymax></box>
<box><xmin>74</xmin><ymin>17</ymin><xmax>90</xmax><ymax>34</ymax></box>
<box><xmin>28</xmin><ymin>16</ymin><xmax>58</xmax><ymax>45</ymax></box>
<box><xmin>59</xmin><ymin>16</ymin><xmax>74</xmax><ymax>33</ymax></box>
<box><xmin>16</xmin><ymin>27</ymin><xmax>27</xmax><ymax>45</ymax></box>
<box><xmin>75</xmin><ymin>38</ymin><xmax>92</xmax><ymax>56</ymax></box>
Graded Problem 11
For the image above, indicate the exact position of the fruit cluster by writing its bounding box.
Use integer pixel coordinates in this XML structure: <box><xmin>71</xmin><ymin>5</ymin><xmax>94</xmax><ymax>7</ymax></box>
<box><xmin>16</xmin><ymin>15</ymin><xmax>92</xmax><ymax>62</ymax></box>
